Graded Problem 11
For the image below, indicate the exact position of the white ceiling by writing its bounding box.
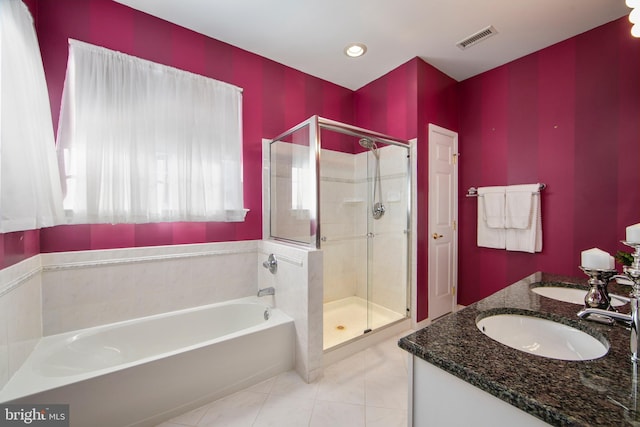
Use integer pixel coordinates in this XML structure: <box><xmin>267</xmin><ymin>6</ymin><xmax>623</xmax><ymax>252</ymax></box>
<box><xmin>115</xmin><ymin>0</ymin><xmax>631</xmax><ymax>90</ymax></box>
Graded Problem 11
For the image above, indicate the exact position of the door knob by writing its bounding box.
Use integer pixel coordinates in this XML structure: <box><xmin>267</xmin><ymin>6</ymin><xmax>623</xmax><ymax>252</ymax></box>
<box><xmin>432</xmin><ymin>233</ymin><xmax>443</xmax><ymax>240</ymax></box>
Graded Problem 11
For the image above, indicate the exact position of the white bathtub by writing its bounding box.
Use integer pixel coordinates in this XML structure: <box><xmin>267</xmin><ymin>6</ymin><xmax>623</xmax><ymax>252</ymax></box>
<box><xmin>0</xmin><ymin>297</ymin><xmax>295</xmax><ymax>427</ymax></box>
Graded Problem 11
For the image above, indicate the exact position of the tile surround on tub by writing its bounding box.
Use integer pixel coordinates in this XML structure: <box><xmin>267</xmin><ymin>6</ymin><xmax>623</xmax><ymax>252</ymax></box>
<box><xmin>0</xmin><ymin>255</ymin><xmax>43</xmax><ymax>390</ymax></box>
<box><xmin>39</xmin><ymin>239</ymin><xmax>259</xmax><ymax>268</ymax></box>
<box><xmin>6</xmin><ymin>276</ymin><xmax>41</xmax><ymax>377</ymax></box>
<box><xmin>41</xmin><ymin>241</ymin><xmax>261</xmax><ymax>335</ymax></box>
<box><xmin>0</xmin><ymin>254</ymin><xmax>41</xmax><ymax>298</ymax></box>
<box><xmin>260</xmin><ymin>240</ymin><xmax>323</xmax><ymax>383</ymax></box>
<box><xmin>0</xmin><ymin>295</ymin><xmax>8</xmax><ymax>389</ymax></box>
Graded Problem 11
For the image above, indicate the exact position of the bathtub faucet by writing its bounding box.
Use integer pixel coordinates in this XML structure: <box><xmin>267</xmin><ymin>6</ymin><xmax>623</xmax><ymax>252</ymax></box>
<box><xmin>262</xmin><ymin>254</ymin><xmax>277</xmax><ymax>274</ymax></box>
<box><xmin>258</xmin><ymin>287</ymin><xmax>275</xmax><ymax>297</ymax></box>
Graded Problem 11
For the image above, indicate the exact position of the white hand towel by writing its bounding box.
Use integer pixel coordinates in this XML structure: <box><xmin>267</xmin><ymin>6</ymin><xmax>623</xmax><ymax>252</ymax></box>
<box><xmin>479</xmin><ymin>186</ymin><xmax>505</xmax><ymax>228</ymax></box>
<box><xmin>506</xmin><ymin>190</ymin><xmax>542</xmax><ymax>253</ymax></box>
<box><xmin>505</xmin><ymin>184</ymin><xmax>537</xmax><ymax>229</ymax></box>
<box><xmin>477</xmin><ymin>186</ymin><xmax>506</xmax><ymax>249</ymax></box>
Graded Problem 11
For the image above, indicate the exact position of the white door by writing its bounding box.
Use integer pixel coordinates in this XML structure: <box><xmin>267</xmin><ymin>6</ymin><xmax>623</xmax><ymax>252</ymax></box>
<box><xmin>428</xmin><ymin>124</ymin><xmax>458</xmax><ymax>320</ymax></box>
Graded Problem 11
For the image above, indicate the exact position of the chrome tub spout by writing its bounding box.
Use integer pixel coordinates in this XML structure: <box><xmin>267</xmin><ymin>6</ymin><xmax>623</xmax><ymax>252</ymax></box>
<box><xmin>258</xmin><ymin>287</ymin><xmax>275</xmax><ymax>297</ymax></box>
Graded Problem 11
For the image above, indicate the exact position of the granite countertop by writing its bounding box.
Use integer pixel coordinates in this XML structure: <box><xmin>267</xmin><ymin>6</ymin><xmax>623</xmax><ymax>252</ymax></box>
<box><xmin>398</xmin><ymin>271</ymin><xmax>640</xmax><ymax>426</ymax></box>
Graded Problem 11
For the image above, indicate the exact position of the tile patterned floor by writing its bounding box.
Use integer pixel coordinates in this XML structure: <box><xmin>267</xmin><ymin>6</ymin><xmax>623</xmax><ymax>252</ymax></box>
<box><xmin>156</xmin><ymin>331</ymin><xmax>410</xmax><ymax>427</ymax></box>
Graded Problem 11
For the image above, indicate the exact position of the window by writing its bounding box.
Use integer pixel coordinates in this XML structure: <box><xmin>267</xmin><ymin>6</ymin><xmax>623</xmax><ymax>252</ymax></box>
<box><xmin>56</xmin><ymin>40</ymin><xmax>245</xmax><ymax>224</ymax></box>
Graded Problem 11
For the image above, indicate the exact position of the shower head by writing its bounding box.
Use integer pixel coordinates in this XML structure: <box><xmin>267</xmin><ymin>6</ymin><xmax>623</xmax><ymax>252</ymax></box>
<box><xmin>358</xmin><ymin>138</ymin><xmax>377</xmax><ymax>150</ymax></box>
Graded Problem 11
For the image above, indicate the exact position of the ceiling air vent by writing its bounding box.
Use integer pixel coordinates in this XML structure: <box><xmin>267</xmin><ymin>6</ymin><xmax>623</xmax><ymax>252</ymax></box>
<box><xmin>456</xmin><ymin>25</ymin><xmax>498</xmax><ymax>50</ymax></box>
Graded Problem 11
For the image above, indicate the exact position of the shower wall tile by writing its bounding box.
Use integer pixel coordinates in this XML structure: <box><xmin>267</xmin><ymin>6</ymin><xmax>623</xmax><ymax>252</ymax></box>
<box><xmin>372</xmin><ymin>176</ymin><xmax>409</xmax><ymax>235</ymax></box>
<box><xmin>320</xmin><ymin>223</ymin><xmax>357</xmax><ymax>241</ymax></box>
<box><xmin>355</xmin><ymin>243</ymin><xmax>368</xmax><ymax>299</ymax></box>
<box><xmin>354</xmin><ymin>153</ymin><xmax>368</xmax><ymax>182</ymax></box>
<box><xmin>322</xmin><ymin>241</ymin><xmax>358</xmax><ymax>303</ymax></box>
<box><xmin>320</xmin><ymin>149</ymin><xmax>361</xmax><ymax>305</ymax></box>
<box><xmin>41</xmin><ymin>241</ymin><xmax>259</xmax><ymax>334</ymax></box>
<box><xmin>370</xmin><ymin>234</ymin><xmax>408</xmax><ymax>314</ymax></box>
<box><xmin>382</xmin><ymin>145</ymin><xmax>409</xmax><ymax>176</ymax></box>
<box><xmin>320</xmin><ymin>150</ymin><xmax>355</xmax><ymax>181</ymax></box>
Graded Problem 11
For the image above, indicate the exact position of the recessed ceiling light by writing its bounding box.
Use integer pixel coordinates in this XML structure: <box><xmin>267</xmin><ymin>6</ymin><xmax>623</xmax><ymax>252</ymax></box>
<box><xmin>344</xmin><ymin>43</ymin><xmax>367</xmax><ymax>58</ymax></box>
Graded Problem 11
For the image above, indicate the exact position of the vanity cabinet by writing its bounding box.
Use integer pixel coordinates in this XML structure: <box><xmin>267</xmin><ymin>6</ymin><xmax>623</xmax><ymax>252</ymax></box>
<box><xmin>411</xmin><ymin>356</ymin><xmax>548</xmax><ymax>426</ymax></box>
<box><xmin>399</xmin><ymin>271</ymin><xmax>639</xmax><ymax>426</ymax></box>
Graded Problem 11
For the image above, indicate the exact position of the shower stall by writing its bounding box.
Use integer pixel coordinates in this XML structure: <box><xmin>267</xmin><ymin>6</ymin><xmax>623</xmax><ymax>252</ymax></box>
<box><xmin>267</xmin><ymin>116</ymin><xmax>411</xmax><ymax>351</ymax></box>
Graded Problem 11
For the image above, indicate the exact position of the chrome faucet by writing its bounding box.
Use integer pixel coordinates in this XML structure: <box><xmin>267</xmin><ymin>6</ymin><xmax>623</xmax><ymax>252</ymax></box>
<box><xmin>578</xmin><ymin>242</ymin><xmax>640</xmax><ymax>362</ymax></box>
<box><xmin>262</xmin><ymin>254</ymin><xmax>277</xmax><ymax>274</ymax></box>
<box><xmin>257</xmin><ymin>286</ymin><xmax>275</xmax><ymax>297</ymax></box>
<box><xmin>578</xmin><ymin>297</ymin><xmax>640</xmax><ymax>362</ymax></box>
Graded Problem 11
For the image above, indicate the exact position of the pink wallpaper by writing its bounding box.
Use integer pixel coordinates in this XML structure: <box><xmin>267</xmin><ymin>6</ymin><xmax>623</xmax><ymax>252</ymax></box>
<box><xmin>27</xmin><ymin>0</ymin><xmax>354</xmax><ymax>253</ymax></box>
<box><xmin>457</xmin><ymin>17</ymin><xmax>640</xmax><ymax>305</ymax></box>
<box><xmin>2</xmin><ymin>1</ymin><xmax>638</xmax><ymax>322</ymax></box>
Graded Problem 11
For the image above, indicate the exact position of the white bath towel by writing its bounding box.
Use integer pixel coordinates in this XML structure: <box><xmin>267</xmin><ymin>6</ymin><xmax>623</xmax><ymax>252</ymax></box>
<box><xmin>505</xmin><ymin>184</ymin><xmax>537</xmax><ymax>229</ymax></box>
<box><xmin>480</xmin><ymin>186</ymin><xmax>505</xmax><ymax>228</ymax></box>
<box><xmin>506</xmin><ymin>187</ymin><xmax>542</xmax><ymax>253</ymax></box>
<box><xmin>477</xmin><ymin>186</ymin><xmax>506</xmax><ymax>249</ymax></box>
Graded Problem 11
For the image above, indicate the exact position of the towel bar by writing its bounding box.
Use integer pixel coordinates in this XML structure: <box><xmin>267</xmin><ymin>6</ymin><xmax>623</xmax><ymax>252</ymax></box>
<box><xmin>466</xmin><ymin>183</ymin><xmax>546</xmax><ymax>197</ymax></box>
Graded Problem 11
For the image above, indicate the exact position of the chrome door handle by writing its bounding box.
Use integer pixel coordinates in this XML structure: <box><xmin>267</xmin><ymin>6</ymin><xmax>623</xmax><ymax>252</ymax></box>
<box><xmin>432</xmin><ymin>233</ymin><xmax>443</xmax><ymax>240</ymax></box>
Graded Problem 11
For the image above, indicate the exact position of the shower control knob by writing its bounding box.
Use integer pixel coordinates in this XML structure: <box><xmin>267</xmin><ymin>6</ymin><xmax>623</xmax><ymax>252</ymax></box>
<box><xmin>432</xmin><ymin>233</ymin><xmax>443</xmax><ymax>240</ymax></box>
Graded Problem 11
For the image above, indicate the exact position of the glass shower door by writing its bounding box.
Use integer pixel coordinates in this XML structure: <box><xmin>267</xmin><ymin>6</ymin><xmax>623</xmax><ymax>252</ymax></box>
<box><xmin>365</xmin><ymin>143</ymin><xmax>410</xmax><ymax>334</ymax></box>
<box><xmin>319</xmin><ymin>130</ymin><xmax>370</xmax><ymax>348</ymax></box>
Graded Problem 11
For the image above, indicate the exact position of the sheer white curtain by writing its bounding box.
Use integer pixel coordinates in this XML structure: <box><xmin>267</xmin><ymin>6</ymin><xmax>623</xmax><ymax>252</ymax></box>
<box><xmin>0</xmin><ymin>0</ymin><xmax>65</xmax><ymax>233</ymax></box>
<box><xmin>57</xmin><ymin>40</ymin><xmax>245</xmax><ymax>224</ymax></box>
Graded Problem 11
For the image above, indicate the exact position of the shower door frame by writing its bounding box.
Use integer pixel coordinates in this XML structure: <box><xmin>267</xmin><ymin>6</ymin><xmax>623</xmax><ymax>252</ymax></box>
<box><xmin>268</xmin><ymin>115</ymin><xmax>413</xmax><ymax>343</ymax></box>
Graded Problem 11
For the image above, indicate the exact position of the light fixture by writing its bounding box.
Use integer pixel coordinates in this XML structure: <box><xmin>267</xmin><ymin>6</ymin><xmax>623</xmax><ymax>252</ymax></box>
<box><xmin>631</xmin><ymin>7</ymin><xmax>640</xmax><ymax>24</ymax></box>
<box><xmin>627</xmin><ymin>0</ymin><xmax>640</xmax><ymax>8</ymax></box>
<box><xmin>632</xmin><ymin>23</ymin><xmax>640</xmax><ymax>38</ymax></box>
<box><xmin>344</xmin><ymin>43</ymin><xmax>367</xmax><ymax>58</ymax></box>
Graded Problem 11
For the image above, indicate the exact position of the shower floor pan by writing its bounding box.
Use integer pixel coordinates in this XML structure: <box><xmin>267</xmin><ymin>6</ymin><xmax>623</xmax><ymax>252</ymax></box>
<box><xmin>323</xmin><ymin>296</ymin><xmax>405</xmax><ymax>350</ymax></box>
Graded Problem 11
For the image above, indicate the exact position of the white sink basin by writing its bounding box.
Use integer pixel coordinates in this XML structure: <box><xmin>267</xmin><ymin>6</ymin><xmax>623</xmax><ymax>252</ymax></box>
<box><xmin>531</xmin><ymin>286</ymin><xmax>626</xmax><ymax>307</ymax></box>
<box><xmin>477</xmin><ymin>313</ymin><xmax>609</xmax><ymax>361</ymax></box>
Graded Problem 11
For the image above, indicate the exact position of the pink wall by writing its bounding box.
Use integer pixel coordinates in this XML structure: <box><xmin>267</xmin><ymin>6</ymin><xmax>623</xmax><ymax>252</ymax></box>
<box><xmin>0</xmin><ymin>231</ymin><xmax>40</xmax><ymax>270</ymax></box>
<box><xmin>27</xmin><ymin>0</ymin><xmax>354</xmax><ymax>254</ymax></box>
<box><xmin>5</xmin><ymin>0</ymin><xmax>457</xmax><ymax>323</ymax></box>
<box><xmin>457</xmin><ymin>17</ymin><xmax>640</xmax><ymax>305</ymax></box>
<box><xmin>2</xmin><ymin>2</ymin><xmax>638</xmax><ymax>322</ymax></box>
